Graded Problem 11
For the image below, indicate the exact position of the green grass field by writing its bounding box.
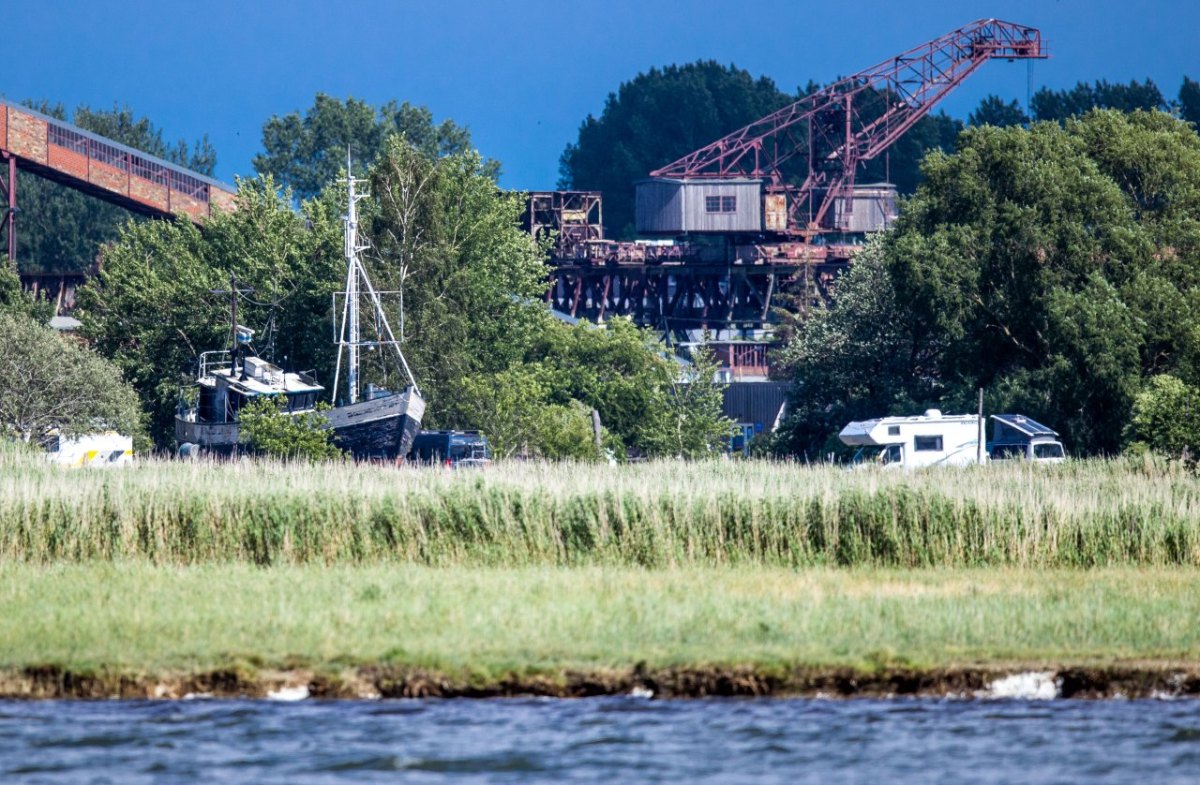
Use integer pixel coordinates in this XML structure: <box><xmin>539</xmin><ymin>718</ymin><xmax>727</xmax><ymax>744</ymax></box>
<box><xmin>4</xmin><ymin>451</ymin><xmax>1200</xmax><ymax>691</ymax></box>
<box><xmin>2</xmin><ymin>564</ymin><xmax>1197</xmax><ymax>675</ymax></box>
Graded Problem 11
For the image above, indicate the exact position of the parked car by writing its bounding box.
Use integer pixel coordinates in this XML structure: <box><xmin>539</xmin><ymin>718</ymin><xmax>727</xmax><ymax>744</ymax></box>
<box><xmin>407</xmin><ymin>430</ymin><xmax>491</xmax><ymax>467</ymax></box>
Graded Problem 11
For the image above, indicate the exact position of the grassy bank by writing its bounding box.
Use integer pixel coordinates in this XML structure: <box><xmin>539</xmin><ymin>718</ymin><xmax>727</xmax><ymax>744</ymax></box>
<box><xmin>3</xmin><ymin>564</ymin><xmax>1198</xmax><ymax>677</ymax></box>
<box><xmin>2</xmin><ymin>452</ymin><xmax>1200</xmax><ymax>567</ymax></box>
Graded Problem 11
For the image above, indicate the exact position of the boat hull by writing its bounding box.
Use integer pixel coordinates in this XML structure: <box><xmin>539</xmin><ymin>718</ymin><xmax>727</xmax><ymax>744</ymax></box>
<box><xmin>325</xmin><ymin>387</ymin><xmax>426</xmax><ymax>460</ymax></box>
<box><xmin>176</xmin><ymin>388</ymin><xmax>425</xmax><ymax>460</ymax></box>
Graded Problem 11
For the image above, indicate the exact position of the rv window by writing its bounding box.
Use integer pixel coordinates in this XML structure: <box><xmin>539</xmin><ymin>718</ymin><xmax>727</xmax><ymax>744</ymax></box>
<box><xmin>990</xmin><ymin>444</ymin><xmax>1026</xmax><ymax>460</ymax></box>
<box><xmin>1034</xmin><ymin>443</ymin><xmax>1064</xmax><ymax>459</ymax></box>
<box><xmin>882</xmin><ymin>444</ymin><xmax>902</xmax><ymax>464</ymax></box>
<box><xmin>887</xmin><ymin>425</ymin><xmax>900</xmax><ymax>436</ymax></box>
<box><xmin>914</xmin><ymin>435</ymin><xmax>942</xmax><ymax>452</ymax></box>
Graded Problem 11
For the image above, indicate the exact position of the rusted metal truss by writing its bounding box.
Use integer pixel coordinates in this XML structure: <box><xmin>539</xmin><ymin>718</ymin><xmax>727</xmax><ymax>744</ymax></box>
<box><xmin>650</xmin><ymin>19</ymin><xmax>1044</xmax><ymax>232</ymax></box>
<box><xmin>523</xmin><ymin>191</ymin><xmax>604</xmax><ymax>254</ymax></box>
<box><xmin>546</xmin><ymin>260</ymin><xmax>846</xmax><ymax>331</ymax></box>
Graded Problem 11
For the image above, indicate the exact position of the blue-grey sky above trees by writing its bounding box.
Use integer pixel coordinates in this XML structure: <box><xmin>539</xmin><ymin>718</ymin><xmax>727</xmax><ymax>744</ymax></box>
<box><xmin>8</xmin><ymin>0</ymin><xmax>1198</xmax><ymax>189</ymax></box>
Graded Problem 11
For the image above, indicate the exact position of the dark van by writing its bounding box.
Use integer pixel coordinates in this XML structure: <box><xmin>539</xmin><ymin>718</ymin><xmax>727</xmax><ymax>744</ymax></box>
<box><xmin>407</xmin><ymin>430</ymin><xmax>492</xmax><ymax>467</ymax></box>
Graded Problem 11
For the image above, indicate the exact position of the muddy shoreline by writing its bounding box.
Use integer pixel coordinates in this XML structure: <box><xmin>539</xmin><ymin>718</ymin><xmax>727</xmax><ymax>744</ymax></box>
<box><xmin>5</xmin><ymin>664</ymin><xmax>1200</xmax><ymax>700</ymax></box>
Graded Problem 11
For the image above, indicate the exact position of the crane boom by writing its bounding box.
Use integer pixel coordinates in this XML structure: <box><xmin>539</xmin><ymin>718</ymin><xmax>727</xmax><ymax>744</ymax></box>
<box><xmin>647</xmin><ymin>19</ymin><xmax>1045</xmax><ymax>233</ymax></box>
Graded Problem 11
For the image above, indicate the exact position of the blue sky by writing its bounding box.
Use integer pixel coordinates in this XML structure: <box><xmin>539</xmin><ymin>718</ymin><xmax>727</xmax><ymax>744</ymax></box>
<box><xmin>7</xmin><ymin>1</ymin><xmax>1199</xmax><ymax>190</ymax></box>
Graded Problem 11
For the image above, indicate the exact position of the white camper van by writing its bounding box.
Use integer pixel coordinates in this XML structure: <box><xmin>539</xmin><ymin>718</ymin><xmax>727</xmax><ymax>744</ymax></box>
<box><xmin>839</xmin><ymin>409</ymin><xmax>985</xmax><ymax>469</ymax></box>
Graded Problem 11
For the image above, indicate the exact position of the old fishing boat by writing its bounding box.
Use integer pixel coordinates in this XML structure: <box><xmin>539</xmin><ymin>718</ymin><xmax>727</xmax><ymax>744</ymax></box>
<box><xmin>175</xmin><ymin>163</ymin><xmax>424</xmax><ymax>458</ymax></box>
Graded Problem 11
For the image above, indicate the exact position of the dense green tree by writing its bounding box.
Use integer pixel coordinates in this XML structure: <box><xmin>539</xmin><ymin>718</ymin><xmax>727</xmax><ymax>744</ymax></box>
<box><xmin>15</xmin><ymin>102</ymin><xmax>216</xmax><ymax>275</ymax></box>
<box><xmin>1178</xmin><ymin>77</ymin><xmax>1200</xmax><ymax>128</ymax></box>
<box><xmin>778</xmin><ymin>110</ymin><xmax>1200</xmax><ymax>457</ymax></box>
<box><xmin>968</xmin><ymin>95</ymin><xmax>1029</xmax><ymax>128</ymax></box>
<box><xmin>238</xmin><ymin>398</ymin><xmax>343</xmax><ymax>461</ymax></box>
<box><xmin>76</xmin><ymin>176</ymin><xmax>343</xmax><ymax>446</ymax></box>
<box><xmin>0</xmin><ymin>311</ymin><xmax>142</xmax><ymax>444</ymax></box>
<box><xmin>363</xmin><ymin>137</ymin><xmax>549</xmax><ymax>420</ymax></box>
<box><xmin>0</xmin><ymin>262</ymin><xmax>51</xmax><ymax>322</ymax></box>
<box><xmin>1127</xmin><ymin>374</ymin><xmax>1200</xmax><ymax>460</ymax></box>
<box><xmin>1031</xmin><ymin>79</ymin><xmax>1165</xmax><ymax>122</ymax></box>
<box><xmin>637</xmin><ymin>345</ymin><xmax>734</xmax><ymax>458</ymax></box>
<box><xmin>254</xmin><ymin>94</ymin><xmax>476</xmax><ymax>201</ymax></box>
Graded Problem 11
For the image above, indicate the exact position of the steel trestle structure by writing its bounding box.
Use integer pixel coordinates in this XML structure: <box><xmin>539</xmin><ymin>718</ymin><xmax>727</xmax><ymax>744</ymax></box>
<box><xmin>535</xmin><ymin>20</ymin><xmax>1045</xmax><ymax>375</ymax></box>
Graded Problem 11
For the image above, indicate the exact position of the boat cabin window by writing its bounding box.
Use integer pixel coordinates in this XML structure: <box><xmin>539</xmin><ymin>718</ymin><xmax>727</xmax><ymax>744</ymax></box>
<box><xmin>198</xmin><ymin>386</ymin><xmax>220</xmax><ymax>422</ymax></box>
<box><xmin>1033</xmin><ymin>442</ymin><xmax>1064</xmax><ymax>460</ymax></box>
<box><xmin>914</xmin><ymin>435</ymin><xmax>943</xmax><ymax>452</ymax></box>
<box><xmin>286</xmin><ymin>392</ymin><xmax>317</xmax><ymax>412</ymax></box>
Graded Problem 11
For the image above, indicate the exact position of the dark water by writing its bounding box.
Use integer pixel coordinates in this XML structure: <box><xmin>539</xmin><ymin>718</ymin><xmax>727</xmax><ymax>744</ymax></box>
<box><xmin>1</xmin><ymin>697</ymin><xmax>1199</xmax><ymax>784</ymax></box>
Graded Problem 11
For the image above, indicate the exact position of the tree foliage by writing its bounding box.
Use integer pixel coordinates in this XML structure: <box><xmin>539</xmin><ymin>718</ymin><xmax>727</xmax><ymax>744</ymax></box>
<box><xmin>1030</xmin><ymin>79</ymin><xmax>1166</xmax><ymax>122</ymax></box>
<box><xmin>968</xmin><ymin>95</ymin><xmax>1029</xmax><ymax>128</ymax></box>
<box><xmin>238</xmin><ymin>397</ymin><xmax>343</xmax><ymax>461</ymax></box>
<box><xmin>1179</xmin><ymin>77</ymin><xmax>1200</xmax><ymax>128</ymax></box>
<box><xmin>778</xmin><ymin>110</ymin><xmax>1200</xmax><ymax>457</ymax></box>
<box><xmin>0</xmin><ymin>311</ymin><xmax>142</xmax><ymax>444</ymax></box>
<box><xmin>254</xmin><ymin>94</ymin><xmax>476</xmax><ymax>201</ymax></box>
<box><xmin>1127</xmin><ymin>374</ymin><xmax>1200</xmax><ymax>460</ymax></box>
<box><xmin>638</xmin><ymin>345</ymin><xmax>735</xmax><ymax>458</ymax></box>
<box><xmin>15</xmin><ymin>102</ymin><xmax>216</xmax><ymax>275</ymax></box>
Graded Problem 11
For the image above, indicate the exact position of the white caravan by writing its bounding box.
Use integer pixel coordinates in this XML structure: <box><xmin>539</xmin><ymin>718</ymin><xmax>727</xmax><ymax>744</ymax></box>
<box><xmin>839</xmin><ymin>409</ymin><xmax>985</xmax><ymax>469</ymax></box>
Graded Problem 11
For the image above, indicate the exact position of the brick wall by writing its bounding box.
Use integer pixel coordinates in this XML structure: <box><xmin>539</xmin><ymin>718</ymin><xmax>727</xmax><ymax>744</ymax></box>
<box><xmin>89</xmin><ymin>160</ymin><xmax>127</xmax><ymax>193</ymax></box>
<box><xmin>8</xmin><ymin>110</ymin><xmax>47</xmax><ymax>163</ymax></box>
<box><xmin>209</xmin><ymin>186</ymin><xmax>237</xmax><ymax>214</ymax></box>
<box><xmin>169</xmin><ymin>190</ymin><xmax>206</xmax><ymax>221</ymax></box>
<box><xmin>48</xmin><ymin>145</ymin><xmax>88</xmax><ymax>180</ymax></box>
<box><xmin>129</xmin><ymin>175</ymin><xmax>168</xmax><ymax>211</ymax></box>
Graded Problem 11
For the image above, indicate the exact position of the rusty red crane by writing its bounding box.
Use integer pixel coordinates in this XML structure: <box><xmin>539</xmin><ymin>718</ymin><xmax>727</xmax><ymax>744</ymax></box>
<box><xmin>644</xmin><ymin>18</ymin><xmax>1045</xmax><ymax>236</ymax></box>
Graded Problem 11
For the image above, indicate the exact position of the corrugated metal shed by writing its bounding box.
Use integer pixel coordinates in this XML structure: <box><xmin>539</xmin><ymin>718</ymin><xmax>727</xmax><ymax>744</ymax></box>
<box><xmin>831</xmin><ymin>184</ymin><xmax>898</xmax><ymax>233</ymax></box>
<box><xmin>721</xmin><ymin>381</ymin><xmax>790</xmax><ymax>432</ymax></box>
<box><xmin>635</xmin><ymin>177</ymin><xmax>763</xmax><ymax>234</ymax></box>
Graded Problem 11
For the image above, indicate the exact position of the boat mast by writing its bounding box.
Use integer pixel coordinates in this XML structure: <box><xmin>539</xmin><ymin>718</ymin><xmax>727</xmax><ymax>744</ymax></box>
<box><xmin>332</xmin><ymin>153</ymin><xmax>420</xmax><ymax>405</ymax></box>
<box><xmin>345</xmin><ymin>159</ymin><xmax>364</xmax><ymax>404</ymax></box>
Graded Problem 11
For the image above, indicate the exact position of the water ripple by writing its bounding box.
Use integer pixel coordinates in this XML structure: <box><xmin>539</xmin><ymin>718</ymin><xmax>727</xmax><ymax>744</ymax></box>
<box><xmin>0</xmin><ymin>698</ymin><xmax>1197</xmax><ymax>784</ymax></box>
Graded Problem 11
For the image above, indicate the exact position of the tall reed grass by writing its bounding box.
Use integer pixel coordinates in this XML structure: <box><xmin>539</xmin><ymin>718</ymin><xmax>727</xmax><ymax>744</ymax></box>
<box><xmin>2</xmin><ymin>450</ymin><xmax>1198</xmax><ymax>567</ymax></box>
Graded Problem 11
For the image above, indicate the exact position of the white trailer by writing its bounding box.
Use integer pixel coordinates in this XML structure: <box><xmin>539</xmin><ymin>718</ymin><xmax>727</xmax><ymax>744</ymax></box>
<box><xmin>839</xmin><ymin>409</ymin><xmax>985</xmax><ymax>469</ymax></box>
